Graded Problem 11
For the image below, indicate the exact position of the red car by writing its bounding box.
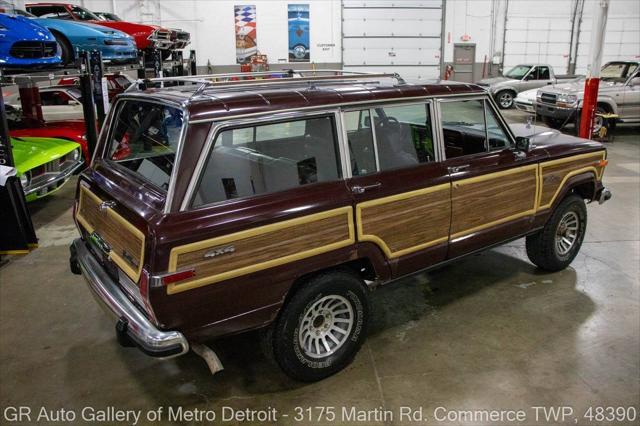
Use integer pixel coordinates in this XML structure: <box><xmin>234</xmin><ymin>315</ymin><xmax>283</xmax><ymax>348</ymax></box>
<box><xmin>10</xmin><ymin>118</ymin><xmax>89</xmax><ymax>163</ymax></box>
<box><xmin>26</xmin><ymin>3</ymin><xmax>189</xmax><ymax>53</ymax></box>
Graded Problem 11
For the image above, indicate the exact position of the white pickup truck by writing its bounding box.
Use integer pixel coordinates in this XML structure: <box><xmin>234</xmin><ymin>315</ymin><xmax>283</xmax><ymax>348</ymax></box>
<box><xmin>476</xmin><ymin>64</ymin><xmax>580</xmax><ymax>109</ymax></box>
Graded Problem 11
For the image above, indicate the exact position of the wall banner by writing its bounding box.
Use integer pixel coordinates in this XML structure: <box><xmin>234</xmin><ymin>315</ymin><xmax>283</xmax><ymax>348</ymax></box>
<box><xmin>288</xmin><ymin>4</ymin><xmax>310</xmax><ymax>62</ymax></box>
<box><xmin>235</xmin><ymin>5</ymin><xmax>257</xmax><ymax>64</ymax></box>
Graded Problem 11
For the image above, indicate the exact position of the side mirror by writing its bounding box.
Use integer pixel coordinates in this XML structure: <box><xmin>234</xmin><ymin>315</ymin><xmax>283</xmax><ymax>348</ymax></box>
<box><xmin>630</xmin><ymin>77</ymin><xmax>640</xmax><ymax>87</ymax></box>
<box><xmin>515</xmin><ymin>136</ymin><xmax>531</xmax><ymax>152</ymax></box>
<box><xmin>363</xmin><ymin>116</ymin><xmax>371</xmax><ymax>127</ymax></box>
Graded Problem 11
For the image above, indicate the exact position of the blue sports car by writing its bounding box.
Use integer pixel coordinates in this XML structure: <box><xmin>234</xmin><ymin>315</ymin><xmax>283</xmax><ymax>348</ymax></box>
<box><xmin>0</xmin><ymin>13</ymin><xmax>61</xmax><ymax>68</ymax></box>
<box><xmin>14</xmin><ymin>9</ymin><xmax>138</xmax><ymax>66</ymax></box>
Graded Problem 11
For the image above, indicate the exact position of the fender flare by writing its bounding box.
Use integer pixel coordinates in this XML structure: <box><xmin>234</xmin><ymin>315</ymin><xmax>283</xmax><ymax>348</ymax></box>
<box><xmin>548</xmin><ymin>170</ymin><xmax>598</xmax><ymax>212</ymax></box>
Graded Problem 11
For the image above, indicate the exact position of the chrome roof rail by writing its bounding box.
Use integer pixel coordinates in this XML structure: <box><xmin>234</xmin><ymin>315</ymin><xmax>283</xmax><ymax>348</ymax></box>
<box><xmin>125</xmin><ymin>70</ymin><xmax>405</xmax><ymax>96</ymax></box>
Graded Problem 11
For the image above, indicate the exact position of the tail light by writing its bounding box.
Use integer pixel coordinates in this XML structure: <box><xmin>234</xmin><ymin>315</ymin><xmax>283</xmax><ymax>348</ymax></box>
<box><xmin>158</xmin><ymin>269</ymin><xmax>196</xmax><ymax>286</ymax></box>
<box><xmin>140</xmin><ymin>268</ymin><xmax>195</xmax><ymax>322</ymax></box>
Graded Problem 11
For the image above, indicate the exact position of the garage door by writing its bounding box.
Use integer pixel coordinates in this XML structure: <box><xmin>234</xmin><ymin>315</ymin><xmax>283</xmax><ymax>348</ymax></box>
<box><xmin>576</xmin><ymin>0</ymin><xmax>640</xmax><ymax>75</ymax></box>
<box><xmin>502</xmin><ymin>1</ymin><xmax>575</xmax><ymax>73</ymax></box>
<box><xmin>342</xmin><ymin>0</ymin><xmax>444</xmax><ymax>81</ymax></box>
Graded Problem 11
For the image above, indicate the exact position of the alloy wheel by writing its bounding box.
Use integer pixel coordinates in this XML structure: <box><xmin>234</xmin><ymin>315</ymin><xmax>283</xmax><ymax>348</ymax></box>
<box><xmin>298</xmin><ymin>295</ymin><xmax>354</xmax><ymax>359</ymax></box>
<box><xmin>555</xmin><ymin>211</ymin><xmax>580</xmax><ymax>256</ymax></box>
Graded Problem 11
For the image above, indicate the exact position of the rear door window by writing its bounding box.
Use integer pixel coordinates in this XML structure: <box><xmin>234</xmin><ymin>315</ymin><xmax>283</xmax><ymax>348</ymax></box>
<box><xmin>192</xmin><ymin>115</ymin><xmax>341</xmax><ymax>207</ymax></box>
<box><xmin>373</xmin><ymin>103</ymin><xmax>434</xmax><ymax>170</ymax></box>
<box><xmin>344</xmin><ymin>102</ymin><xmax>434</xmax><ymax>176</ymax></box>
<box><xmin>106</xmin><ymin>100</ymin><xmax>184</xmax><ymax>191</ymax></box>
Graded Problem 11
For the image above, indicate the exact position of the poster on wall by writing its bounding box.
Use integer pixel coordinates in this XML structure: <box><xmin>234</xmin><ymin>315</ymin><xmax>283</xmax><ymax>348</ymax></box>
<box><xmin>235</xmin><ymin>5</ymin><xmax>257</xmax><ymax>64</ymax></box>
<box><xmin>288</xmin><ymin>4</ymin><xmax>310</xmax><ymax>62</ymax></box>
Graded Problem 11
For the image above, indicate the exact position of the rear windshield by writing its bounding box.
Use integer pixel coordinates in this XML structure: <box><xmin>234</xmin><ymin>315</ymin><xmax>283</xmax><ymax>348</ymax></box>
<box><xmin>106</xmin><ymin>100</ymin><xmax>184</xmax><ymax>192</ymax></box>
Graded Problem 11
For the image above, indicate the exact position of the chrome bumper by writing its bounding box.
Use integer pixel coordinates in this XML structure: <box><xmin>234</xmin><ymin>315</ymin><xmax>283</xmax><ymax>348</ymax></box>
<box><xmin>24</xmin><ymin>159</ymin><xmax>83</xmax><ymax>196</ymax></box>
<box><xmin>598</xmin><ymin>187</ymin><xmax>612</xmax><ymax>205</ymax></box>
<box><xmin>70</xmin><ymin>238</ymin><xmax>189</xmax><ymax>358</ymax></box>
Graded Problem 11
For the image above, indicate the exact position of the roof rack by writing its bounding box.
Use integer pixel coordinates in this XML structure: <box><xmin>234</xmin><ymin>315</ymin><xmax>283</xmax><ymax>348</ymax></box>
<box><xmin>124</xmin><ymin>69</ymin><xmax>406</xmax><ymax>97</ymax></box>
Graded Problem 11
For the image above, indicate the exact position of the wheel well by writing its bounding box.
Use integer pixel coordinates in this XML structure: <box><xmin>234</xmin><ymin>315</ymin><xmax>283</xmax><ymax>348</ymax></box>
<box><xmin>597</xmin><ymin>102</ymin><xmax>613</xmax><ymax>113</ymax></box>
<box><xmin>282</xmin><ymin>258</ymin><xmax>376</xmax><ymax>307</ymax></box>
<box><xmin>48</xmin><ymin>29</ymin><xmax>73</xmax><ymax>57</ymax></box>
<box><xmin>496</xmin><ymin>88</ymin><xmax>517</xmax><ymax>97</ymax></box>
<box><xmin>571</xmin><ymin>179</ymin><xmax>596</xmax><ymax>201</ymax></box>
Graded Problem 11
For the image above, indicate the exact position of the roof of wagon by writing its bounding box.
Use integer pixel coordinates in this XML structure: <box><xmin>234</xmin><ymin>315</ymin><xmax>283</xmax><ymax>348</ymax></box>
<box><xmin>125</xmin><ymin>78</ymin><xmax>486</xmax><ymax>123</ymax></box>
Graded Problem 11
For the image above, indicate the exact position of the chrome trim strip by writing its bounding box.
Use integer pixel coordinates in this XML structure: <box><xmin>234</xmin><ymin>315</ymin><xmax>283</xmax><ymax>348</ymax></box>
<box><xmin>431</xmin><ymin>101</ymin><xmax>445</xmax><ymax>162</ymax></box>
<box><xmin>72</xmin><ymin>238</ymin><xmax>189</xmax><ymax>358</ymax></box>
<box><xmin>24</xmin><ymin>159</ymin><xmax>83</xmax><ymax>195</ymax></box>
<box><xmin>164</xmin><ymin>109</ymin><xmax>189</xmax><ymax>214</ymax></box>
<box><xmin>334</xmin><ymin>110</ymin><xmax>351</xmax><ymax>179</ymax></box>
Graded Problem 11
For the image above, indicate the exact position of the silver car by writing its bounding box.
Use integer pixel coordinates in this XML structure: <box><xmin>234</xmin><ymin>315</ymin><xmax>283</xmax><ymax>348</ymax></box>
<box><xmin>535</xmin><ymin>61</ymin><xmax>640</xmax><ymax>133</ymax></box>
<box><xmin>477</xmin><ymin>64</ymin><xmax>580</xmax><ymax>109</ymax></box>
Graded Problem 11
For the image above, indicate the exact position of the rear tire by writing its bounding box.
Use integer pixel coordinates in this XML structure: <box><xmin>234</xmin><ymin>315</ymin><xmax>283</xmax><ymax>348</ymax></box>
<box><xmin>526</xmin><ymin>193</ymin><xmax>587</xmax><ymax>272</ymax></box>
<box><xmin>266</xmin><ymin>270</ymin><xmax>369</xmax><ymax>382</ymax></box>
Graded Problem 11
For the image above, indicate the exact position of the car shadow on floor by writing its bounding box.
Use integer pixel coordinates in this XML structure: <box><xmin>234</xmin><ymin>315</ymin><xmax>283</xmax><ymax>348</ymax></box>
<box><xmin>98</xmin><ymin>248</ymin><xmax>594</xmax><ymax>406</ymax></box>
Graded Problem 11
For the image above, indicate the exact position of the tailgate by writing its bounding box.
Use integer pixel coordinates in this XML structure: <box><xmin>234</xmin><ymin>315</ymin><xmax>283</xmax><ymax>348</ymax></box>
<box><xmin>75</xmin><ymin>185</ymin><xmax>146</xmax><ymax>282</ymax></box>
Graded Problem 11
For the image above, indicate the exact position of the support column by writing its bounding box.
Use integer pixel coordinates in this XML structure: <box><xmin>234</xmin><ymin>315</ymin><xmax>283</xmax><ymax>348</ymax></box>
<box><xmin>579</xmin><ymin>0</ymin><xmax>609</xmax><ymax>139</ymax></box>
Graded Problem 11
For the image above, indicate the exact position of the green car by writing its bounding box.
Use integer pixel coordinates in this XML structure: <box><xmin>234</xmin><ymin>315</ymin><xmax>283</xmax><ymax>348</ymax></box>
<box><xmin>11</xmin><ymin>136</ymin><xmax>84</xmax><ymax>202</ymax></box>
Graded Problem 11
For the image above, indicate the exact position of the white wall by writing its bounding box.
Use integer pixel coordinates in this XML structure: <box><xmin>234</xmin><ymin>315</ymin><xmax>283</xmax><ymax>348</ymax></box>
<box><xmin>442</xmin><ymin>0</ymin><xmax>639</xmax><ymax>77</ymax></box>
<box><xmin>73</xmin><ymin>0</ymin><xmax>342</xmax><ymax>66</ymax></box>
<box><xmin>577</xmin><ymin>0</ymin><xmax>640</xmax><ymax>74</ymax></box>
<box><xmin>13</xmin><ymin>0</ymin><xmax>640</xmax><ymax>75</ymax></box>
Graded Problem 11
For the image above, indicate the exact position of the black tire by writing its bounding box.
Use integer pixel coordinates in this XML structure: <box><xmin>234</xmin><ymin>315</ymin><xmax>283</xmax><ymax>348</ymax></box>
<box><xmin>52</xmin><ymin>31</ymin><xmax>73</xmax><ymax>65</ymax></box>
<box><xmin>543</xmin><ymin>116</ymin><xmax>564</xmax><ymax>129</ymax></box>
<box><xmin>266</xmin><ymin>270</ymin><xmax>369</xmax><ymax>382</ymax></box>
<box><xmin>495</xmin><ymin>90</ymin><xmax>515</xmax><ymax>109</ymax></box>
<box><xmin>526</xmin><ymin>193</ymin><xmax>587</xmax><ymax>272</ymax></box>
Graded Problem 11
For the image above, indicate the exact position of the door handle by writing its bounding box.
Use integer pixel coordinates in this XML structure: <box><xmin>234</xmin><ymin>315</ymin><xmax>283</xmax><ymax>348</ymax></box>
<box><xmin>447</xmin><ymin>165</ymin><xmax>470</xmax><ymax>174</ymax></box>
<box><xmin>351</xmin><ymin>183</ymin><xmax>382</xmax><ymax>194</ymax></box>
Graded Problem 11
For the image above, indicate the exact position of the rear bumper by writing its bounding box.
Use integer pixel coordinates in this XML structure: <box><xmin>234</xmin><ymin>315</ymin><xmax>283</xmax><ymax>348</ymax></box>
<box><xmin>70</xmin><ymin>238</ymin><xmax>189</xmax><ymax>358</ymax></box>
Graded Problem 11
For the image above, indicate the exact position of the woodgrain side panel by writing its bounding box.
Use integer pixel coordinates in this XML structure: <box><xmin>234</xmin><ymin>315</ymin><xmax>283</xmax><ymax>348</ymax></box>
<box><xmin>357</xmin><ymin>183</ymin><xmax>451</xmax><ymax>258</ymax></box>
<box><xmin>76</xmin><ymin>186</ymin><xmax>145</xmax><ymax>282</ymax></box>
<box><xmin>539</xmin><ymin>151</ymin><xmax>606</xmax><ymax>209</ymax></box>
<box><xmin>451</xmin><ymin>165</ymin><xmax>538</xmax><ymax>239</ymax></box>
<box><xmin>167</xmin><ymin>207</ymin><xmax>355</xmax><ymax>294</ymax></box>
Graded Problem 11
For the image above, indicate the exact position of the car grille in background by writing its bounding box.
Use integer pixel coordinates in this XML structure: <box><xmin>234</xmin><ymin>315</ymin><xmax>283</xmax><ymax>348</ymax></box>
<box><xmin>176</xmin><ymin>32</ymin><xmax>190</xmax><ymax>41</ymax></box>
<box><xmin>540</xmin><ymin>93</ymin><xmax>557</xmax><ymax>104</ymax></box>
<box><xmin>30</xmin><ymin>151</ymin><xmax>78</xmax><ymax>187</ymax></box>
<box><xmin>10</xmin><ymin>41</ymin><xmax>57</xmax><ymax>59</ymax></box>
<box><xmin>153</xmin><ymin>30</ymin><xmax>171</xmax><ymax>41</ymax></box>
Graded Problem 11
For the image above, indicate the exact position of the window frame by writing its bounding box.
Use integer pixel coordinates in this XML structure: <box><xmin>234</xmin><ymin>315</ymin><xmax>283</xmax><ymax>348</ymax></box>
<box><xmin>435</xmin><ymin>94</ymin><xmax>516</xmax><ymax>160</ymax></box>
<box><xmin>339</xmin><ymin>100</ymin><xmax>439</xmax><ymax>177</ymax></box>
<box><xmin>99</xmin><ymin>96</ymin><xmax>189</xmax><ymax>214</ymax></box>
<box><xmin>184</xmin><ymin>110</ymin><xmax>346</xmax><ymax>211</ymax></box>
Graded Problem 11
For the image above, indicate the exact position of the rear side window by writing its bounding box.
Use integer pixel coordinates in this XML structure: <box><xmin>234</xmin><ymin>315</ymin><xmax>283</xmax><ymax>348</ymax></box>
<box><xmin>192</xmin><ymin>116</ymin><xmax>341</xmax><ymax>207</ymax></box>
<box><xmin>106</xmin><ymin>100</ymin><xmax>184</xmax><ymax>191</ymax></box>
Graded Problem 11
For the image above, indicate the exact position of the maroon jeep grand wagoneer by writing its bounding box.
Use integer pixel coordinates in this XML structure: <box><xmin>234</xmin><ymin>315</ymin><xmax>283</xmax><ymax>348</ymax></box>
<box><xmin>69</xmin><ymin>70</ymin><xmax>611</xmax><ymax>382</ymax></box>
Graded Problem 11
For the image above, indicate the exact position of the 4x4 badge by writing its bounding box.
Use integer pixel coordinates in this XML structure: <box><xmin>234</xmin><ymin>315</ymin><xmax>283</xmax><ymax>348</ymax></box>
<box><xmin>204</xmin><ymin>245</ymin><xmax>235</xmax><ymax>259</ymax></box>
